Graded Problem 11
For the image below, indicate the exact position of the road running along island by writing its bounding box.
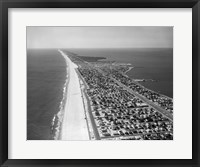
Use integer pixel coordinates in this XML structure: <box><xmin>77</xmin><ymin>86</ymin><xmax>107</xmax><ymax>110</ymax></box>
<box><xmin>59</xmin><ymin>49</ymin><xmax>173</xmax><ymax>140</ymax></box>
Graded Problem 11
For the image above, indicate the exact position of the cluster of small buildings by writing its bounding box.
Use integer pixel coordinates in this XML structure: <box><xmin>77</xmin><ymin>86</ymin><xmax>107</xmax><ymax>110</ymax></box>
<box><xmin>100</xmin><ymin>65</ymin><xmax>173</xmax><ymax>114</ymax></box>
<box><xmin>77</xmin><ymin>62</ymin><xmax>173</xmax><ymax>140</ymax></box>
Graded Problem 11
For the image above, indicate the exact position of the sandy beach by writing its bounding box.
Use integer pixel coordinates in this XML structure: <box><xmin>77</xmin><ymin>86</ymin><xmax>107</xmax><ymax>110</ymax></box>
<box><xmin>58</xmin><ymin>49</ymin><xmax>89</xmax><ymax>140</ymax></box>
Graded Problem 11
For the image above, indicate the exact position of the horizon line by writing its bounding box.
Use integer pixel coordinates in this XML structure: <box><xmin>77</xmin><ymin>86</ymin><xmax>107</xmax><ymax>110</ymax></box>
<box><xmin>27</xmin><ymin>47</ymin><xmax>173</xmax><ymax>49</ymax></box>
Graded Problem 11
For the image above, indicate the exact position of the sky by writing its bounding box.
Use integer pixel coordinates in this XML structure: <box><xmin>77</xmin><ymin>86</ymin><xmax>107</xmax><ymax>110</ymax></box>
<box><xmin>27</xmin><ymin>27</ymin><xmax>173</xmax><ymax>49</ymax></box>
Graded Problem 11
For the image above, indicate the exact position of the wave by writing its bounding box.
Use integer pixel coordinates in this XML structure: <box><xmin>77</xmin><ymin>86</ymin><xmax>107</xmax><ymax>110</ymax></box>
<box><xmin>50</xmin><ymin>50</ymin><xmax>69</xmax><ymax>140</ymax></box>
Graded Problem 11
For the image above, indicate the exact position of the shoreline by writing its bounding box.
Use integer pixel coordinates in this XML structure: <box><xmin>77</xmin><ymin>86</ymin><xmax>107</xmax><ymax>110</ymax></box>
<box><xmin>125</xmin><ymin>66</ymin><xmax>173</xmax><ymax>99</ymax></box>
<box><xmin>58</xmin><ymin>49</ymin><xmax>90</xmax><ymax>140</ymax></box>
<box><xmin>51</xmin><ymin>52</ymin><xmax>69</xmax><ymax>140</ymax></box>
<box><xmin>124</xmin><ymin>66</ymin><xmax>134</xmax><ymax>74</ymax></box>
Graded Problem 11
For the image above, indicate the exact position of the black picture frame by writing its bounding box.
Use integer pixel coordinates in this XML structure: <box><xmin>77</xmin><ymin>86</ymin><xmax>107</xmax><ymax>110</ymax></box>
<box><xmin>0</xmin><ymin>0</ymin><xmax>199</xmax><ymax>167</ymax></box>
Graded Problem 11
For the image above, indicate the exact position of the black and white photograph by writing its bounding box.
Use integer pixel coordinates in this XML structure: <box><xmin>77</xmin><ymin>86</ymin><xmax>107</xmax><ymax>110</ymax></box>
<box><xmin>27</xmin><ymin>26</ymin><xmax>173</xmax><ymax>140</ymax></box>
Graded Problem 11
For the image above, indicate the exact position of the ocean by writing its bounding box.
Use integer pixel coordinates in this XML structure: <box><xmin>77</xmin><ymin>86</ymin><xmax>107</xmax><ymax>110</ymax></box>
<box><xmin>27</xmin><ymin>49</ymin><xmax>66</xmax><ymax>140</ymax></box>
<box><xmin>27</xmin><ymin>48</ymin><xmax>173</xmax><ymax>140</ymax></box>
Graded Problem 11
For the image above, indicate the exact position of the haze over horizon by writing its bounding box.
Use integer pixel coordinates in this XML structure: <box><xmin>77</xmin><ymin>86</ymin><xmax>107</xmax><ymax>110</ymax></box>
<box><xmin>27</xmin><ymin>27</ymin><xmax>173</xmax><ymax>49</ymax></box>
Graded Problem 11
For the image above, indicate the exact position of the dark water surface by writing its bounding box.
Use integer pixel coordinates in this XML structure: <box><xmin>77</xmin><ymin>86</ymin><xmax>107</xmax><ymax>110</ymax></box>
<box><xmin>27</xmin><ymin>49</ymin><xmax>66</xmax><ymax>140</ymax></box>
<box><xmin>68</xmin><ymin>48</ymin><xmax>173</xmax><ymax>98</ymax></box>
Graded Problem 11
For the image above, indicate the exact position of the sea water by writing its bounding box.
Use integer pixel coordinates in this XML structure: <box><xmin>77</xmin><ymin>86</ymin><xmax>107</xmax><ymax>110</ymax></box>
<box><xmin>27</xmin><ymin>49</ymin><xmax>66</xmax><ymax>140</ymax></box>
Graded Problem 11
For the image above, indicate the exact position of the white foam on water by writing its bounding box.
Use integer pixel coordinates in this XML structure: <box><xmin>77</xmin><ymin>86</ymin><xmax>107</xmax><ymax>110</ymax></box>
<box><xmin>51</xmin><ymin>49</ymin><xmax>70</xmax><ymax>140</ymax></box>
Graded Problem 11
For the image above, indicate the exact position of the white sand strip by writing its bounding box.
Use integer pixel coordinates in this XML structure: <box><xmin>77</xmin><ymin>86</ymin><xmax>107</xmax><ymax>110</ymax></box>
<box><xmin>58</xmin><ymin>49</ymin><xmax>89</xmax><ymax>140</ymax></box>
